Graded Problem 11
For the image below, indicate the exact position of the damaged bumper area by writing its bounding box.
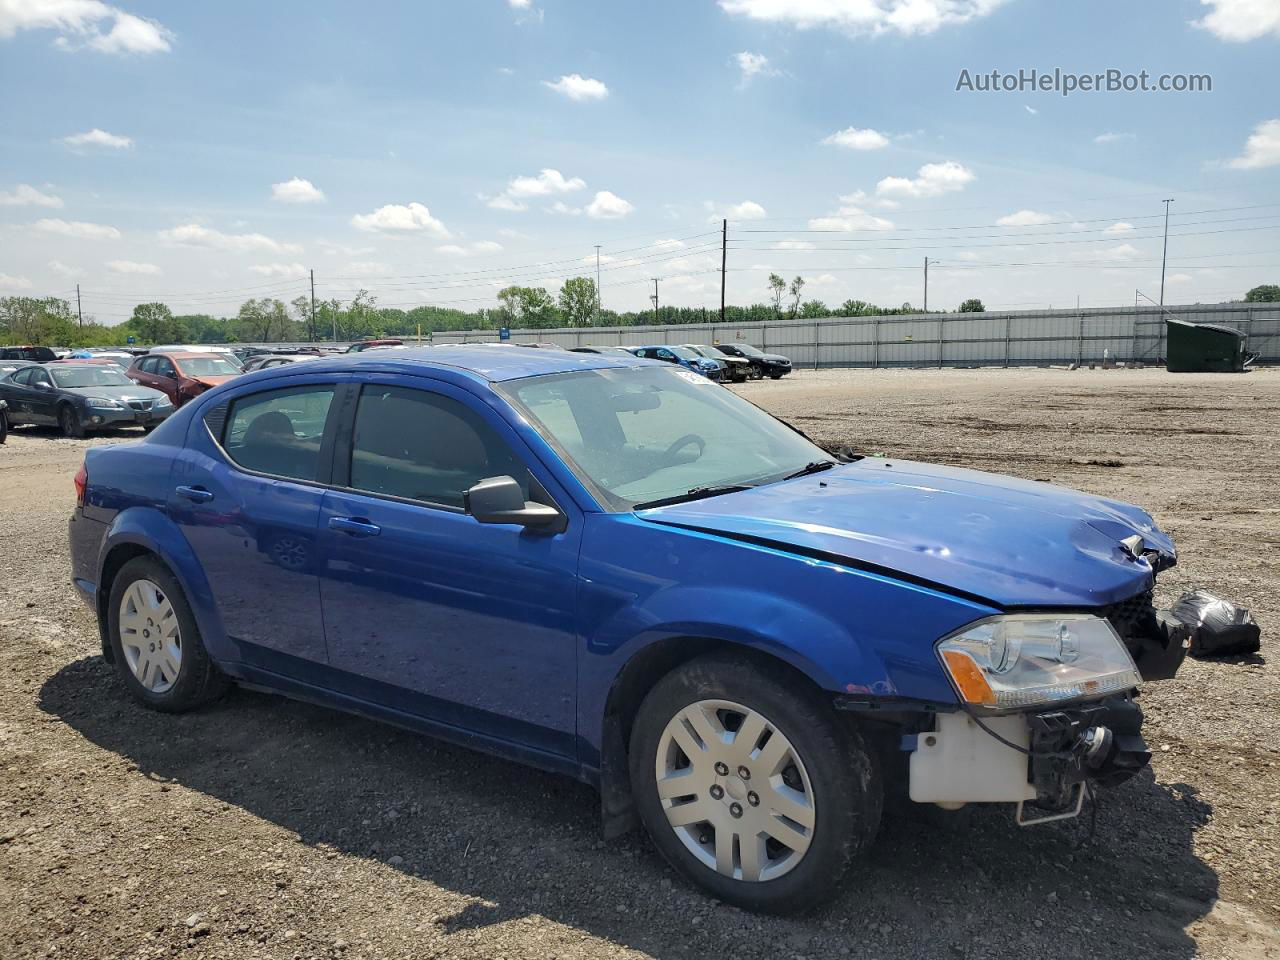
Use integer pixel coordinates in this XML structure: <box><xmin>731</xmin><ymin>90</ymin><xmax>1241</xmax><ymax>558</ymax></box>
<box><xmin>1102</xmin><ymin>588</ymin><xmax>1191</xmax><ymax>682</ymax></box>
<box><xmin>906</xmin><ymin>697</ymin><xmax>1150</xmax><ymax>824</ymax></box>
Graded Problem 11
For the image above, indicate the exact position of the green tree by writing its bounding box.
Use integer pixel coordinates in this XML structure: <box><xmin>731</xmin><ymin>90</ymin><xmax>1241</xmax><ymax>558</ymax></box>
<box><xmin>958</xmin><ymin>298</ymin><xmax>986</xmax><ymax>313</ymax></box>
<box><xmin>497</xmin><ymin>286</ymin><xmax>558</xmax><ymax>328</ymax></box>
<box><xmin>767</xmin><ymin>274</ymin><xmax>786</xmax><ymax>316</ymax></box>
<box><xmin>130</xmin><ymin>302</ymin><xmax>188</xmax><ymax>343</ymax></box>
<box><xmin>1</xmin><ymin>297</ymin><xmax>77</xmax><ymax>345</ymax></box>
<box><xmin>787</xmin><ymin>276</ymin><xmax>805</xmax><ymax>318</ymax></box>
<box><xmin>558</xmin><ymin>277</ymin><xmax>597</xmax><ymax>327</ymax></box>
<box><xmin>798</xmin><ymin>299</ymin><xmax>828</xmax><ymax>319</ymax></box>
<box><xmin>235</xmin><ymin>298</ymin><xmax>292</xmax><ymax>342</ymax></box>
<box><xmin>290</xmin><ymin>295</ymin><xmax>319</xmax><ymax>341</ymax></box>
<box><xmin>1244</xmin><ymin>284</ymin><xmax>1280</xmax><ymax>303</ymax></box>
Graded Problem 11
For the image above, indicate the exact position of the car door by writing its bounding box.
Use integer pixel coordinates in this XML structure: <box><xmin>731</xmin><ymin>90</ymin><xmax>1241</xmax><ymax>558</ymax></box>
<box><xmin>25</xmin><ymin>367</ymin><xmax>59</xmax><ymax>423</ymax></box>
<box><xmin>169</xmin><ymin>379</ymin><xmax>342</xmax><ymax>669</ymax></box>
<box><xmin>149</xmin><ymin>355</ymin><xmax>183</xmax><ymax>405</ymax></box>
<box><xmin>0</xmin><ymin>368</ymin><xmax>38</xmax><ymax>423</ymax></box>
<box><xmin>315</xmin><ymin>375</ymin><xmax>583</xmax><ymax>758</ymax></box>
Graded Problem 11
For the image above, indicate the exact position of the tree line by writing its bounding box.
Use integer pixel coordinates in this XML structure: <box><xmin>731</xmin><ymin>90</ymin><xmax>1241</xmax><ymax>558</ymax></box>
<box><xmin>2</xmin><ymin>280</ymin><xmax>1275</xmax><ymax>347</ymax></box>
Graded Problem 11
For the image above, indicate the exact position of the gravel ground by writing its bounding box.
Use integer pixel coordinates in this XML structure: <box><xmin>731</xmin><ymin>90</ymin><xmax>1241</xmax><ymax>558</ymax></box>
<box><xmin>1</xmin><ymin>367</ymin><xmax>1277</xmax><ymax>960</ymax></box>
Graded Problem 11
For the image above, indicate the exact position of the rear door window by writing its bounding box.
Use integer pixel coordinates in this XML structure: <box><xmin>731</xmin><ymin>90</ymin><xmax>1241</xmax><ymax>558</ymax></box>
<box><xmin>223</xmin><ymin>385</ymin><xmax>336</xmax><ymax>482</ymax></box>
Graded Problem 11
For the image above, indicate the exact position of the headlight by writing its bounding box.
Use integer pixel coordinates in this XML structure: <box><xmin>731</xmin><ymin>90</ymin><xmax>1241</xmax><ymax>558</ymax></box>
<box><xmin>85</xmin><ymin>397</ymin><xmax>125</xmax><ymax>409</ymax></box>
<box><xmin>937</xmin><ymin>614</ymin><xmax>1140</xmax><ymax>710</ymax></box>
<box><xmin>154</xmin><ymin>396</ymin><xmax>173</xmax><ymax>408</ymax></box>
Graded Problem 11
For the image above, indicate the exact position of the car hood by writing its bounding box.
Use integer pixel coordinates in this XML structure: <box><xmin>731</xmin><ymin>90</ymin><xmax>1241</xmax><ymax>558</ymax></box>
<box><xmin>637</xmin><ymin>458</ymin><xmax>1175</xmax><ymax>608</ymax></box>
<box><xmin>62</xmin><ymin>384</ymin><xmax>168</xmax><ymax>402</ymax></box>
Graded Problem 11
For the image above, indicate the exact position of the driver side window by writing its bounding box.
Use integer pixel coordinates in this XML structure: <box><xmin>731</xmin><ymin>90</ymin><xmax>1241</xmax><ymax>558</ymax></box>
<box><xmin>29</xmin><ymin>369</ymin><xmax>51</xmax><ymax>387</ymax></box>
<box><xmin>153</xmin><ymin>357</ymin><xmax>176</xmax><ymax>378</ymax></box>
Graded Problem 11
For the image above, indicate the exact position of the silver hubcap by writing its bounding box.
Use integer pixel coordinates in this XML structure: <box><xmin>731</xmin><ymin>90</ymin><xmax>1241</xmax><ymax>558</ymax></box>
<box><xmin>118</xmin><ymin>579</ymin><xmax>181</xmax><ymax>693</ymax></box>
<box><xmin>655</xmin><ymin>699</ymin><xmax>815</xmax><ymax>882</ymax></box>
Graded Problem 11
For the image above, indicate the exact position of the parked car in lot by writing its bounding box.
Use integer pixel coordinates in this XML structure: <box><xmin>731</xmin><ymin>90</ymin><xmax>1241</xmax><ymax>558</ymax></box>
<box><xmin>68</xmin><ymin>345</ymin><xmax>1185</xmax><ymax>913</ymax></box>
<box><xmin>241</xmin><ymin>353</ymin><xmax>322</xmax><ymax>373</ymax></box>
<box><xmin>147</xmin><ymin>344</ymin><xmax>244</xmax><ymax>369</ymax></box>
<box><xmin>628</xmin><ymin>344</ymin><xmax>724</xmax><ymax>380</ymax></box>
<box><xmin>684</xmin><ymin>343</ymin><xmax>750</xmax><ymax>383</ymax></box>
<box><xmin>126</xmin><ymin>351</ymin><xmax>241</xmax><ymax>408</ymax></box>
<box><xmin>712</xmin><ymin>342</ymin><xmax>792</xmax><ymax>380</ymax></box>
<box><xmin>345</xmin><ymin>338</ymin><xmax>404</xmax><ymax>352</ymax></box>
<box><xmin>0</xmin><ymin>361</ymin><xmax>172</xmax><ymax>436</ymax></box>
<box><xmin>0</xmin><ymin>345</ymin><xmax>58</xmax><ymax>364</ymax></box>
<box><xmin>66</xmin><ymin>350</ymin><xmax>135</xmax><ymax>369</ymax></box>
<box><xmin>570</xmin><ymin>346</ymin><xmax>637</xmax><ymax>356</ymax></box>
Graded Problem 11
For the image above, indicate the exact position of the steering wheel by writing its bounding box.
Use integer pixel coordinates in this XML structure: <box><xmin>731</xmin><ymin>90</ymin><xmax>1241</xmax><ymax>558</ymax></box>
<box><xmin>662</xmin><ymin>433</ymin><xmax>705</xmax><ymax>465</ymax></box>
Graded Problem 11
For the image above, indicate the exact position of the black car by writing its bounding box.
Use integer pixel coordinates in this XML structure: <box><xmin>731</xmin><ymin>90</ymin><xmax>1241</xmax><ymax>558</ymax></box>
<box><xmin>0</xmin><ymin>362</ymin><xmax>173</xmax><ymax>437</ymax></box>
<box><xmin>0</xmin><ymin>345</ymin><xmax>58</xmax><ymax>363</ymax></box>
<box><xmin>713</xmin><ymin>342</ymin><xmax>792</xmax><ymax>380</ymax></box>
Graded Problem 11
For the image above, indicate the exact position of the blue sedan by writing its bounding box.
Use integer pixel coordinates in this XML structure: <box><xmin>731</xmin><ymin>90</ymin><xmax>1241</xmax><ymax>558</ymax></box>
<box><xmin>627</xmin><ymin>344</ymin><xmax>724</xmax><ymax>380</ymax></box>
<box><xmin>67</xmin><ymin>346</ymin><xmax>1184</xmax><ymax>912</ymax></box>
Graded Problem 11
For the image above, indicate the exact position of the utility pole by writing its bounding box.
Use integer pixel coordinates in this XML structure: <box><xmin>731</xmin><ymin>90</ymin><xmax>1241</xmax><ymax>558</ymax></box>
<box><xmin>75</xmin><ymin>284</ymin><xmax>83</xmax><ymax>327</ymax></box>
<box><xmin>719</xmin><ymin>218</ymin><xmax>727</xmax><ymax>324</ymax></box>
<box><xmin>923</xmin><ymin>257</ymin><xmax>939</xmax><ymax>312</ymax></box>
<box><xmin>309</xmin><ymin>269</ymin><xmax>317</xmax><ymax>342</ymax></box>
<box><xmin>594</xmin><ymin>245</ymin><xmax>602</xmax><ymax>325</ymax></box>
<box><xmin>1159</xmin><ymin>198</ymin><xmax>1174</xmax><ymax>308</ymax></box>
<box><xmin>650</xmin><ymin>278</ymin><xmax>660</xmax><ymax>323</ymax></box>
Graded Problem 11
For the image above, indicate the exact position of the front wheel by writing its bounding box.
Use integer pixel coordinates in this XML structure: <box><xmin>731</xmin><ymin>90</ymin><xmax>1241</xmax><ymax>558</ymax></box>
<box><xmin>59</xmin><ymin>404</ymin><xmax>85</xmax><ymax>438</ymax></box>
<box><xmin>629</xmin><ymin>654</ymin><xmax>881</xmax><ymax>913</ymax></box>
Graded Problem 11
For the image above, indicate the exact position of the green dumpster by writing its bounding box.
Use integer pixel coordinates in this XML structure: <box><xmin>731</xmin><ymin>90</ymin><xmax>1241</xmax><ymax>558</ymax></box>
<box><xmin>1165</xmin><ymin>318</ymin><xmax>1248</xmax><ymax>373</ymax></box>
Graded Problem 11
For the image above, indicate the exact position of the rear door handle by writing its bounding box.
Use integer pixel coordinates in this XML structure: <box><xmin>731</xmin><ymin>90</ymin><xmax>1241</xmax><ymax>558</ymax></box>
<box><xmin>328</xmin><ymin>516</ymin><xmax>381</xmax><ymax>537</ymax></box>
<box><xmin>175</xmin><ymin>485</ymin><xmax>214</xmax><ymax>503</ymax></box>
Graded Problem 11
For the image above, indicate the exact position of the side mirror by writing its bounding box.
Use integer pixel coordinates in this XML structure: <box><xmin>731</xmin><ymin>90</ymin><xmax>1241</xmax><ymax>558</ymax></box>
<box><xmin>34</xmin><ymin>381</ymin><xmax>51</xmax><ymax>390</ymax></box>
<box><xmin>465</xmin><ymin>475</ymin><xmax>565</xmax><ymax>532</ymax></box>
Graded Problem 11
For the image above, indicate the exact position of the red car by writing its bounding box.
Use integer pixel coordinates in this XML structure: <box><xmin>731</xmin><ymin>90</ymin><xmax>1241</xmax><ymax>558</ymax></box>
<box><xmin>126</xmin><ymin>351</ymin><xmax>241</xmax><ymax>408</ymax></box>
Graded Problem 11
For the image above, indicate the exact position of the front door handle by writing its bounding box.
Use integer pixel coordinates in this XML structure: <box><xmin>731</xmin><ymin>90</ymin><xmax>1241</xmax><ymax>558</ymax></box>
<box><xmin>175</xmin><ymin>485</ymin><xmax>214</xmax><ymax>503</ymax></box>
<box><xmin>328</xmin><ymin>516</ymin><xmax>381</xmax><ymax>537</ymax></box>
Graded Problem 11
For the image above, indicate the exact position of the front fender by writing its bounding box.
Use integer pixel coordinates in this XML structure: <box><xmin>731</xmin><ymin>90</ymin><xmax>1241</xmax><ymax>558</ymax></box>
<box><xmin>98</xmin><ymin>506</ymin><xmax>232</xmax><ymax>664</ymax></box>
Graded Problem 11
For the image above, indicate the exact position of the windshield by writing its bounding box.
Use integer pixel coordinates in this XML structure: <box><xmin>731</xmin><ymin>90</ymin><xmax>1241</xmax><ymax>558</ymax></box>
<box><xmin>180</xmin><ymin>356</ymin><xmax>241</xmax><ymax>377</ymax></box>
<box><xmin>501</xmin><ymin>366</ymin><xmax>826</xmax><ymax>510</ymax></box>
<box><xmin>668</xmin><ymin>346</ymin><xmax>701</xmax><ymax>361</ymax></box>
<box><xmin>732</xmin><ymin>343</ymin><xmax>765</xmax><ymax>358</ymax></box>
<box><xmin>49</xmin><ymin>366</ymin><xmax>132</xmax><ymax>388</ymax></box>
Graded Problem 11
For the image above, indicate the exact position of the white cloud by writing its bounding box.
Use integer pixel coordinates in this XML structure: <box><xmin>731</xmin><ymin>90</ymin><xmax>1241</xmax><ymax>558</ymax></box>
<box><xmin>436</xmin><ymin>241</ymin><xmax>504</xmax><ymax>256</ymax></box>
<box><xmin>719</xmin><ymin>0</ymin><xmax>1011</xmax><ymax>36</ymax></box>
<box><xmin>1168</xmin><ymin>272</ymin><xmax>1194</xmax><ymax>284</ymax></box>
<box><xmin>1228</xmin><ymin>118</ymin><xmax>1280</xmax><ymax>170</ymax></box>
<box><xmin>1024</xmin><ymin>104</ymin><xmax>1038</xmax><ymax>115</ymax></box>
<box><xmin>822</xmin><ymin>126</ymin><xmax>890</xmax><ymax>150</ymax></box>
<box><xmin>809</xmin><ymin>194</ymin><xmax>894</xmax><ymax>231</ymax></box>
<box><xmin>159</xmin><ymin>222</ymin><xmax>301</xmax><ymax>253</ymax></box>
<box><xmin>708</xmin><ymin>200</ymin><xmax>767</xmax><ymax>223</ymax></box>
<box><xmin>0</xmin><ymin>273</ymin><xmax>32</xmax><ymax>290</ymax></box>
<box><xmin>107</xmin><ymin>259</ymin><xmax>160</xmax><ymax>274</ymax></box>
<box><xmin>508</xmin><ymin>0</ymin><xmax>532</xmax><ymax>6</ymax></box>
<box><xmin>0</xmin><ymin>1</ymin><xmax>173</xmax><ymax>54</ymax></box>
<box><xmin>249</xmin><ymin>263</ymin><xmax>307</xmax><ymax>277</ymax></box>
<box><xmin>0</xmin><ymin>183</ymin><xmax>62</xmax><ymax>207</ymax></box>
<box><xmin>875</xmin><ymin>160</ymin><xmax>974</xmax><ymax>199</ymax></box>
<box><xmin>1193</xmin><ymin>0</ymin><xmax>1280</xmax><ymax>41</ymax></box>
<box><xmin>34</xmin><ymin>217</ymin><xmax>120</xmax><ymax>240</ymax></box>
<box><xmin>342</xmin><ymin>261</ymin><xmax>391</xmax><ymax>276</ymax></box>
<box><xmin>996</xmin><ymin>209</ymin><xmax>1054</xmax><ymax>226</ymax></box>
<box><xmin>49</xmin><ymin>259</ymin><xmax>82</xmax><ymax>277</ymax></box>
<box><xmin>543</xmin><ymin>73</ymin><xmax>608</xmax><ymax>101</ymax></box>
<box><xmin>486</xmin><ymin>168</ymin><xmax>585</xmax><ymax>212</ymax></box>
<box><xmin>586</xmin><ymin>190</ymin><xmax>634</xmax><ymax>219</ymax></box>
<box><xmin>735</xmin><ymin>51</ymin><xmax>778</xmax><ymax>83</ymax></box>
<box><xmin>61</xmin><ymin>127</ymin><xmax>132</xmax><ymax>149</ymax></box>
<box><xmin>549</xmin><ymin>201</ymin><xmax>582</xmax><ymax>216</ymax></box>
<box><xmin>350</xmin><ymin>202</ymin><xmax>449</xmax><ymax>236</ymax></box>
<box><xmin>1101</xmin><ymin>243</ymin><xmax>1141</xmax><ymax>261</ymax></box>
<box><xmin>1103</xmin><ymin>221</ymin><xmax>1136</xmax><ymax>235</ymax></box>
<box><xmin>1094</xmin><ymin>131</ymin><xmax>1135</xmax><ymax>144</ymax></box>
<box><xmin>774</xmin><ymin>240</ymin><xmax>816</xmax><ymax>250</ymax></box>
<box><xmin>271</xmin><ymin>177</ymin><xmax>325</xmax><ymax>204</ymax></box>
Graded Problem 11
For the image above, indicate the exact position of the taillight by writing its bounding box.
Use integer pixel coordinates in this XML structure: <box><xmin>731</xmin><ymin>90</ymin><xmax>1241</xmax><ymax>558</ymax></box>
<box><xmin>74</xmin><ymin>461</ymin><xmax>87</xmax><ymax>507</ymax></box>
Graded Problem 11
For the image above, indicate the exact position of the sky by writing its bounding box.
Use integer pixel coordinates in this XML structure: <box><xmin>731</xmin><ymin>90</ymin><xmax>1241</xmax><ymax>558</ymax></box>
<box><xmin>0</xmin><ymin>0</ymin><xmax>1278</xmax><ymax>325</ymax></box>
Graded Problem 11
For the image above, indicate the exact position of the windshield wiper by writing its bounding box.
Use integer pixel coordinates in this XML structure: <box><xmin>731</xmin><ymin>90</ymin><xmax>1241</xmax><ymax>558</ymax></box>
<box><xmin>780</xmin><ymin>460</ymin><xmax>837</xmax><ymax>481</ymax></box>
<box><xmin>633</xmin><ymin>484</ymin><xmax>754</xmax><ymax>511</ymax></box>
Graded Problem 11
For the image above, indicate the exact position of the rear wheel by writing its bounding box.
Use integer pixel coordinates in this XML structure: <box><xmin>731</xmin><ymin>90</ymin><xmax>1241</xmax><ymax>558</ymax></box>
<box><xmin>107</xmin><ymin>556</ymin><xmax>228</xmax><ymax>712</ymax></box>
<box><xmin>629</xmin><ymin>654</ymin><xmax>881</xmax><ymax>913</ymax></box>
<box><xmin>59</xmin><ymin>404</ymin><xmax>85</xmax><ymax>438</ymax></box>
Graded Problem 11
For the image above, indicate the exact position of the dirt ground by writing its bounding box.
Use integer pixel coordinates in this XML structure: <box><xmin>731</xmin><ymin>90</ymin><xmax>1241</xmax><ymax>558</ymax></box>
<box><xmin>1</xmin><ymin>367</ymin><xmax>1277</xmax><ymax>960</ymax></box>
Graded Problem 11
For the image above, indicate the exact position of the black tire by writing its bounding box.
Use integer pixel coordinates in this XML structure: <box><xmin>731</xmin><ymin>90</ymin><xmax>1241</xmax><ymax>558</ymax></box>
<box><xmin>629</xmin><ymin>653</ymin><xmax>881</xmax><ymax>914</ymax></box>
<box><xmin>107</xmin><ymin>556</ymin><xmax>229</xmax><ymax>712</ymax></box>
<box><xmin>750</xmin><ymin>367</ymin><xmax>764</xmax><ymax>380</ymax></box>
<box><xmin>0</xmin><ymin>408</ymin><xmax>7</xmax><ymax>444</ymax></box>
<box><xmin>58</xmin><ymin>404</ymin><xmax>85</xmax><ymax>439</ymax></box>
<box><xmin>769</xmin><ymin>373</ymin><xmax>783</xmax><ymax>380</ymax></box>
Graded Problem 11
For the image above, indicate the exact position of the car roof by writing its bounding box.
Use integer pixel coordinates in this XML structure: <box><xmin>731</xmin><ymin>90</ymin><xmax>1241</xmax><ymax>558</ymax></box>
<box><xmin>245</xmin><ymin>343</ymin><xmax>650</xmax><ymax>385</ymax></box>
<box><xmin>156</xmin><ymin>351</ymin><xmax>228</xmax><ymax>361</ymax></box>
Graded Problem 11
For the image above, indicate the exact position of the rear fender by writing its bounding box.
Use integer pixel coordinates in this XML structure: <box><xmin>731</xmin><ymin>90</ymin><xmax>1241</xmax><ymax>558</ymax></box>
<box><xmin>97</xmin><ymin>506</ymin><xmax>233</xmax><ymax>665</ymax></box>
